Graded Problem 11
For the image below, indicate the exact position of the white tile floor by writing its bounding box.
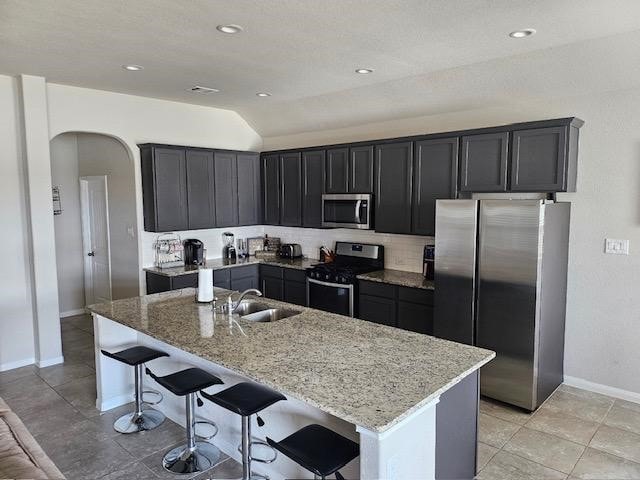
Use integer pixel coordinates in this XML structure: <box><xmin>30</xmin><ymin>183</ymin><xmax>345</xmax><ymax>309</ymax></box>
<box><xmin>478</xmin><ymin>386</ymin><xmax>640</xmax><ymax>479</ymax></box>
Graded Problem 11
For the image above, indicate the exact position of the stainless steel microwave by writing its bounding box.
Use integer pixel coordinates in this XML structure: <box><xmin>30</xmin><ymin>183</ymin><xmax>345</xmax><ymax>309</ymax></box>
<box><xmin>321</xmin><ymin>193</ymin><xmax>372</xmax><ymax>229</ymax></box>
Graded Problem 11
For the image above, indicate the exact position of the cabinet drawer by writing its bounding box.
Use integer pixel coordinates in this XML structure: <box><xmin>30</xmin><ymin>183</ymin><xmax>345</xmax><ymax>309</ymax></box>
<box><xmin>231</xmin><ymin>264</ymin><xmax>259</xmax><ymax>280</ymax></box>
<box><xmin>359</xmin><ymin>280</ymin><xmax>396</xmax><ymax>299</ymax></box>
<box><xmin>284</xmin><ymin>280</ymin><xmax>307</xmax><ymax>306</ymax></box>
<box><xmin>261</xmin><ymin>265</ymin><xmax>284</xmax><ymax>279</ymax></box>
<box><xmin>359</xmin><ymin>294</ymin><xmax>397</xmax><ymax>327</ymax></box>
<box><xmin>398</xmin><ymin>301</ymin><xmax>433</xmax><ymax>335</ymax></box>
<box><xmin>398</xmin><ymin>286</ymin><xmax>433</xmax><ymax>305</ymax></box>
<box><xmin>284</xmin><ymin>268</ymin><xmax>306</xmax><ymax>283</ymax></box>
<box><xmin>173</xmin><ymin>274</ymin><xmax>198</xmax><ymax>290</ymax></box>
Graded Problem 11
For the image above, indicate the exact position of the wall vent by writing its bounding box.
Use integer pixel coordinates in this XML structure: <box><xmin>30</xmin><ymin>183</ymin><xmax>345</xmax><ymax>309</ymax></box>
<box><xmin>189</xmin><ymin>85</ymin><xmax>220</xmax><ymax>93</ymax></box>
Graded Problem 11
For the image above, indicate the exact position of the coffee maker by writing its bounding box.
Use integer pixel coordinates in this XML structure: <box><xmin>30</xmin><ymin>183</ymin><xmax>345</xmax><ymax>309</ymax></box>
<box><xmin>183</xmin><ymin>239</ymin><xmax>205</xmax><ymax>266</ymax></box>
<box><xmin>222</xmin><ymin>232</ymin><xmax>236</xmax><ymax>260</ymax></box>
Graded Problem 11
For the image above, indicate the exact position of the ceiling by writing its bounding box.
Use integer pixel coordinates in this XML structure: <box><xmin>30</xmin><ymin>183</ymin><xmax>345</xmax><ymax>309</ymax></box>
<box><xmin>2</xmin><ymin>0</ymin><xmax>640</xmax><ymax>137</ymax></box>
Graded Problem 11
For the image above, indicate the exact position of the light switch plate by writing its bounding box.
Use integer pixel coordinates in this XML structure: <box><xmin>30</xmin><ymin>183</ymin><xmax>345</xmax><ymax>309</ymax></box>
<box><xmin>604</xmin><ymin>238</ymin><xmax>629</xmax><ymax>255</ymax></box>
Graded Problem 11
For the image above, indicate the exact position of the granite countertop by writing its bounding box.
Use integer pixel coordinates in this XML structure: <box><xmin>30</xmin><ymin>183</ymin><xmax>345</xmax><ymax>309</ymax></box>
<box><xmin>357</xmin><ymin>269</ymin><xmax>435</xmax><ymax>290</ymax></box>
<box><xmin>89</xmin><ymin>289</ymin><xmax>493</xmax><ymax>433</ymax></box>
<box><xmin>144</xmin><ymin>257</ymin><xmax>319</xmax><ymax>277</ymax></box>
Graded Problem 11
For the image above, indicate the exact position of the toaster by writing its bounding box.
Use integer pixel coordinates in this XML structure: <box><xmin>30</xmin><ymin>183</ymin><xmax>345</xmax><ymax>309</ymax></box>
<box><xmin>279</xmin><ymin>243</ymin><xmax>303</xmax><ymax>259</ymax></box>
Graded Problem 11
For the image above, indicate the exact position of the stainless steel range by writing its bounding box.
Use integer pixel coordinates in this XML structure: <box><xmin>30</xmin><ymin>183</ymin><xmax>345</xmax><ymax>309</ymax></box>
<box><xmin>306</xmin><ymin>242</ymin><xmax>384</xmax><ymax>317</ymax></box>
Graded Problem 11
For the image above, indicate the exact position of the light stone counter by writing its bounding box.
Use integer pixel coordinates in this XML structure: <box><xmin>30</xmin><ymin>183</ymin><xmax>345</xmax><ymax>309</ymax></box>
<box><xmin>357</xmin><ymin>268</ymin><xmax>435</xmax><ymax>290</ymax></box>
<box><xmin>144</xmin><ymin>257</ymin><xmax>318</xmax><ymax>277</ymax></box>
<box><xmin>89</xmin><ymin>288</ymin><xmax>492</xmax><ymax>433</ymax></box>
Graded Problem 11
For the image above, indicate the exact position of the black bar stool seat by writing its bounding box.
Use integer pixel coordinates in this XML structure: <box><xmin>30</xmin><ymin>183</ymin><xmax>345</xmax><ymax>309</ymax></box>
<box><xmin>202</xmin><ymin>382</ymin><xmax>286</xmax><ymax>480</ymax></box>
<box><xmin>145</xmin><ymin>366</ymin><xmax>224</xmax><ymax>475</ymax></box>
<box><xmin>267</xmin><ymin>424</ymin><xmax>359</xmax><ymax>480</ymax></box>
<box><xmin>100</xmin><ymin>345</ymin><xmax>169</xmax><ymax>434</ymax></box>
<box><xmin>145</xmin><ymin>367</ymin><xmax>223</xmax><ymax>395</ymax></box>
<box><xmin>101</xmin><ymin>345</ymin><xmax>168</xmax><ymax>366</ymax></box>
<box><xmin>201</xmin><ymin>381</ymin><xmax>286</xmax><ymax>416</ymax></box>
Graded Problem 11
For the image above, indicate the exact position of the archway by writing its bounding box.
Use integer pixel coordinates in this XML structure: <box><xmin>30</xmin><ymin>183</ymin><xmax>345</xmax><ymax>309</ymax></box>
<box><xmin>50</xmin><ymin>132</ymin><xmax>139</xmax><ymax>317</ymax></box>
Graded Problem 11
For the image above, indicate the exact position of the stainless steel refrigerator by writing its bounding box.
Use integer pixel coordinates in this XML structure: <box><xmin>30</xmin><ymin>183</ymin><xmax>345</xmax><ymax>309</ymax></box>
<box><xmin>434</xmin><ymin>199</ymin><xmax>570</xmax><ymax>411</ymax></box>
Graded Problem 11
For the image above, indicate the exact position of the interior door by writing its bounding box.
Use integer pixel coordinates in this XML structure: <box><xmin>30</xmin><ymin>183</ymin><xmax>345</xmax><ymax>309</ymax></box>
<box><xmin>80</xmin><ymin>176</ymin><xmax>112</xmax><ymax>305</ymax></box>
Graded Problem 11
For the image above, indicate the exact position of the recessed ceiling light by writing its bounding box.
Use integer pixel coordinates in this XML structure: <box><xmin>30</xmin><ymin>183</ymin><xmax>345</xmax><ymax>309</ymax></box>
<box><xmin>189</xmin><ymin>85</ymin><xmax>220</xmax><ymax>93</ymax></box>
<box><xmin>216</xmin><ymin>24</ymin><xmax>243</xmax><ymax>34</ymax></box>
<box><xmin>509</xmin><ymin>28</ymin><xmax>536</xmax><ymax>38</ymax></box>
<box><xmin>122</xmin><ymin>64</ymin><xmax>144</xmax><ymax>71</ymax></box>
<box><xmin>355</xmin><ymin>68</ymin><xmax>374</xmax><ymax>74</ymax></box>
<box><xmin>256</xmin><ymin>92</ymin><xmax>271</xmax><ymax>97</ymax></box>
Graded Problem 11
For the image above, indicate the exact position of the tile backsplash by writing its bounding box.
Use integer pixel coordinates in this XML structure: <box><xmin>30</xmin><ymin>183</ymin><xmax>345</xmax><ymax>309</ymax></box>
<box><xmin>142</xmin><ymin>225</ymin><xmax>432</xmax><ymax>273</ymax></box>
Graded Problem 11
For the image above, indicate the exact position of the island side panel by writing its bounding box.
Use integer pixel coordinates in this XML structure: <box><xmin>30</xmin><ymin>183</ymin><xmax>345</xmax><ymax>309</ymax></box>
<box><xmin>357</xmin><ymin>398</ymin><xmax>438</xmax><ymax>480</ymax></box>
<box><xmin>435</xmin><ymin>370</ymin><xmax>479</xmax><ymax>480</ymax></box>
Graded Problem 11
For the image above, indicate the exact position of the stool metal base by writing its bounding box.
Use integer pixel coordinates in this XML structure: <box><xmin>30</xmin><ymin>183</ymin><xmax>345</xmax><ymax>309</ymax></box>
<box><xmin>113</xmin><ymin>408</ymin><xmax>165</xmax><ymax>434</ymax></box>
<box><xmin>162</xmin><ymin>441</ymin><xmax>221</xmax><ymax>474</ymax></box>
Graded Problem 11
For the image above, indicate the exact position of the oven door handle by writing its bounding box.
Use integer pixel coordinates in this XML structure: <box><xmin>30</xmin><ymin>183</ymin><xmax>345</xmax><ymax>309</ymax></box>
<box><xmin>354</xmin><ymin>200</ymin><xmax>362</xmax><ymax>224</ymax></box>
<box><xmin>307</xmin><ymin>278</ymin><xmax>354</xmax><ymax>290</ymax></box>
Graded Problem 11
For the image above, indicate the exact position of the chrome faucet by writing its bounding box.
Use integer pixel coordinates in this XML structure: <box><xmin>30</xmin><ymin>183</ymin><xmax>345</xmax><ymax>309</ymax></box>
<box><xmin>225</xmin><ymin>288</ymin><xmax>263</xmax><ymax>314</ymax></box>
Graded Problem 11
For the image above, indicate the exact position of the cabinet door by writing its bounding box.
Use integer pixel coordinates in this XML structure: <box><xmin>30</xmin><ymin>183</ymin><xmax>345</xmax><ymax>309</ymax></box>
<box><xmin>186</xmin><ymin>149</ymin><xmax>215</xmax><ymax>230</ymax></box>
<box><xmin>280</xmin><ymin>152</ymin><xmax>303</xmax><ymax>226</ymax></box>
<box><xmin>284</xmin><ymin>280</ymin><xmax>307</xmax><ymax>306</ymax></box>
<box><xmin>325</xmin><ymin>148</ymin><xmax>349</xmax><ymax>193</ymax></box>
<box><xmin>261</xmin><ymin>276</ymin><xmax>284</xmax><ymax>301</ymax></box>
<box><xmin>214</xmin><ymin>152</ymin><xmax>239</xmax><ymax>227</ymax></box>
<box><xmin>153</xmin><ymin>147</ymin><xmax>188</xmax><ymax>231</ymax></box>
<box><xmin>358</xmin><ymin>294</ymin><xmax>397</xmax><ymax>327</ymax></box>
<box><xmin>262</xmin><ymin>154</ymin><xmax>280</xmax><ymax>225</ymax></box>
<box><xmin>237</xmin><ymin>153</ymin><xmax>261</xmax><ymax>225</ymax></box>
<box><xmin>232</xmin><ymin>276</ymin><xmax>258</xmax><ymax>292</ymax></box>
<box><xmin>412</xmin><ymin>138</ymin><xmax>459</xmax><ymax>236</ymax></box>
<box><xmin>460</xmin><ymin>132</ymin><xmax>509</xmax><ymax>192</ymax></box>
<box><xmin>213</xmin><ymin>269</ymin><xmax>231</xmax><ymax>289</ymax></box>
<box><xmin>302</xmin><ymin>150</ymin><xmax>325</xmax><ymax>228</ymax></box>
<box><xmin>398</xmin><ymin>301</ymin><xmax>434</xmax><ymax>334</ymax></box>
<box><xmin>510</xmin><ymin>126</ymin><xmax>568</xmax><ymax>192</ymax></box>
<box><xmin>375</xmin><ymin>142</ymin><xmax>414</xmax><ymax>234</ymax></box>
<box><xmin>349</xmin><ymin>145</ymin><xmax>374</xmax><ymax>193</ymax></box>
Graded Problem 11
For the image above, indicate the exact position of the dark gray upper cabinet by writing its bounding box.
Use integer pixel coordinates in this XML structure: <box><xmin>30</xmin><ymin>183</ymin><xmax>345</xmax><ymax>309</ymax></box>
<box><xmin>412</xmin><ymin>138</ymin><xmax>459</xmax><ymax>236</ymax></box>
<box><xmin>375</xmin><ymin>142</ymin><xmax>414</xmax><ymax>234</ymax></box>
<box><xmin>302</xmin><ymin>150</ymin><xmax>325</xmax><ymax>228</ymax></box>
<box><xmin>213</xmin><ymin>152</ymin><xmax>239</xmax><ymax>227</ymax></box>
<box><xmin>280</xmin><ymin>152</ymin><xmax>303</xmax><ymax>226</ymax></box>
<box><xmin>510</xmin><ymin>126</ymin><xmax>570</xmax><ymax>192</ymax></box>
<box><xmin>141</xmin><ymin>146</ymin><xmax>188</xmax><ymax>232</ymax></box>
<box><xmin>325</xmin><ymin>148</ymin><xmax>349</xmax><ymax>193</ymax></box>
<box><xmin>262</xmin><ymin>154</ymin><xmax>280</xmax><ymax>225</ymax></box>
<box><xmin>237</xmin><ymin>153</ymin><xmax>261</xmax><ymax>225</ymax></box>
<box><xmin>186</xmin><ymin>149</ymin><xmax>215</xmax><ymax>230</ymax></box>
<box><xmin>460</xmin><ymin>132</ymin><xmax>509</xmax><ymax>192</ymax></box>
<box><xmin>349</xmin><ymin>145</ymin><xmax>374</xmax><ymax>193</ymax></box>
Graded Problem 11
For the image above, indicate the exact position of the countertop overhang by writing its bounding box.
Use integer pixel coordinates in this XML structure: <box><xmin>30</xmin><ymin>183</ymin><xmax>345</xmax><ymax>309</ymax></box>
<box><xmin>89</xmin><ymin>288</ymin><xmax>493</xmax><ymax>432</ymax></box>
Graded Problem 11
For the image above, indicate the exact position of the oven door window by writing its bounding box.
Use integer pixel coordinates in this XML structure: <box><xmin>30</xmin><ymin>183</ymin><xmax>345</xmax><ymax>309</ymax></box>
<box><xmin>308</xmin><ymin>280</ymin><xmax>353</xmax><ymax>317</ymax></box>
<box><xmin>323</xmin><ymin>200</ymin><xmax>367</xmax><ymax>225</ymax></box>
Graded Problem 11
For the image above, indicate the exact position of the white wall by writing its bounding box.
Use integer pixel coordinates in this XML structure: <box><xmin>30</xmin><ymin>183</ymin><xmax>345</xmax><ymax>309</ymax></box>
<box><xmin>0</xmin><ymin>75</ymin><xmax>36</xmax><ymax>370</ymax></box>
<box><xmin>265</xmin><ymin>88</ymin><xmax>640</xmax><ymax>398</ymax></box>
<box><xmin>50</xmin><ymin>133</ymin><xmax>84</xmax><ymax>315</ymax></box>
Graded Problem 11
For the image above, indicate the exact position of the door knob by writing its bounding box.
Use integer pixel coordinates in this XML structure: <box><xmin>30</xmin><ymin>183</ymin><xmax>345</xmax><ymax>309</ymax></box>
<box><xmin>87</xmin><ymin>251</ymin><xmax>95</xmax><ymax>257</ymax></box>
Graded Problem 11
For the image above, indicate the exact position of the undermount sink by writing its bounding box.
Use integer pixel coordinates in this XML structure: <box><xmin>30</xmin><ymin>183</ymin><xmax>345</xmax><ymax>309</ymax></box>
<box><xmin>241</xmin><ymin>307</ymin><xmax>301</xmax><ymax>323</ymax></box>
<box><xmin>227</xmin><ymin>300</ymin><xmax>301</xmax><ymax>322</ymax></box>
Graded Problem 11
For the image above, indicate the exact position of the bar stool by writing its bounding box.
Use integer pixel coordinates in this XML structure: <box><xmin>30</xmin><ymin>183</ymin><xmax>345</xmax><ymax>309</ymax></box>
<box><xmin>266</xmin><ymin>424</ymin><xmax>359</xmax><ymax>480</ymax></box>
<box><xmin>201</xmin><ymin>382</ymin><xmax>286</xmax><ymax>480</ymax></box>
<box><xmin>100</xmin><ymin>346</ymin><xmax>169</xmax><ymax>433</ymax></box>
<box><xmin>146</xmin><ymin>366</ymin><xmax>224</xmax><ymax>474</ymax></box>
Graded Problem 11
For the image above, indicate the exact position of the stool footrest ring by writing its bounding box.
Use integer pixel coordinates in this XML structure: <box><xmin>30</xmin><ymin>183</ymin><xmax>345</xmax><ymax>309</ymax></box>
<box><xmin>142</xmin><ymin>389</ymin><xmax>163</xmax><ymax>405</ymax></box>
<box><xmin>194</xmin><ymin>420</ymin><xmax>218</xmax><ymax>440</ymax></box>
<box><xmin>237</xmin><ymin>437</ymin><xmax>278</xmax><ymax>464</ymax></box>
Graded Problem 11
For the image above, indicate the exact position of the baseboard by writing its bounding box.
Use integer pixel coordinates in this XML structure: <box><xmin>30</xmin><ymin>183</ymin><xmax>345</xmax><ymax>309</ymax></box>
<box><xmin>0</xmin><ymin>357</ymin><xmax>35</xmax><ymax>372</ymax></box>
<box><xmin>60</xmin><ymin>308</ymin><xmax>87</xmax><ymax>318</ymax></box>
<box><xmin>564</xmin><ymin>375</ymin><xmax>640</xmax><ymax>404</ymax></box>
<box><xmin>99</xmin><ymin>394</ymin><xmax>133</xmax><ymax>412</ymax></box>
<box><xmin>36</xmin><ymin>356</ymin><xmax>65</xmax><ymax>368</ymax></box>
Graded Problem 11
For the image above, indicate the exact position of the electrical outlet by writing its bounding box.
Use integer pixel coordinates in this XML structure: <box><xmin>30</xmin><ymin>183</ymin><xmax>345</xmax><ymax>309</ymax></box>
<box><xmin>604</xmin><ymin>238</ymin><xmax>629</xmax><ymax>255</ymax></box>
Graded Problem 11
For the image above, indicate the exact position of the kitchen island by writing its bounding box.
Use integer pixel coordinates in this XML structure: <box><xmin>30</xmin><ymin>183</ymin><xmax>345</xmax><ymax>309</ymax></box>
<box><xmin>89</xmin><ymin>288</ymin><xmax>493</xmax><ymax>480</ymax></box>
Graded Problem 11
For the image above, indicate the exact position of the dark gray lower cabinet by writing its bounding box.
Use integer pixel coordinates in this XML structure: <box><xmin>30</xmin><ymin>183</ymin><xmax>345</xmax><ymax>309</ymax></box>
<box><xmin>412</xmin><ymin>138</ymin><xmax>458</xmax><ymax>236</ymax></box>
<box><xmin>375</xmin><ymin>142</ymin><xmax>414</xmax><ymax>234</ymax></box>
<box><xmin>213</xmin><ymin>268</ymin><xmax>231</xmax><ymax>289</ymax></box>
<box><xmin>280</xmin><ymin>152</ymin><xmax>303</xmax><ymax>226</ymax></box>
<box><xmin>260</xmin><ymin>265</ymin><xmax>284</xmax><ymax>301</ymax></box>
<box><xmin>358</xmin><ymin>280</ymin><xmax>433</xmax><ymax>334</ymax></box>
<box><xmin>262</xmin><ymin>154</ymin><xmax>280</xmax><ymax>225</ymax></box>
<box><xmin>230</xmin><ymin>265</ymin><xmax>259</xmax><ymax>291</ymax></box>
<box><xmin>460</xmin><ymin>132</ymin><xmax>509</xmax><ymax>192</ymax></box>
<box><xmin>237</xmin><ymin>153</ymin><xmax>261</xmax><ymax>225</ymax></box>
<box><xmin>302</xmin><ymin>150</ymin><xmax>325</xmax><ymax>228</ymax></box>
<box><xmin>186</xmin><ymin>149</ymin><xmax>215</xmax><ymax>230</ymax></box>
<box><xmin>283</xmin><ymin>269</ymin><xmax>307</xmax><ymax>306</ymax></box>
<box><xmin>146</xmin><ymin>271</ymin><xmax>197</xmax><ymax>294</ymax></box>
